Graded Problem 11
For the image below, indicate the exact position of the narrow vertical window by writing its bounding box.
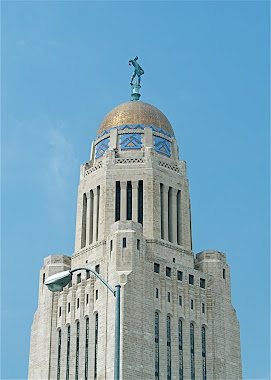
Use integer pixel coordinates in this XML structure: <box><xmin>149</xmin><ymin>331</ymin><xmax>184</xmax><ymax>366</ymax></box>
<box><xmin>95</xmin><ymin>290</ymin><xmax>98</xmax><ymax>300</ymax></box>
<box><xmin>57</xmin><ymin>329</ymin><xmax>61</xmax><ymax>380</ymax></box>
<box><xmin>168</xmin><ymin>187</ymin><xmax>172</xmax><ymax>242</ymax></box>
<box><xmin>86</xmin><ymin>294</ymin><xmax>89</xmax><ymax>305</ymax></box>
<box><xmin>177</xmin><ymin>190</ymin><xmax>181</xmax><ymax>245</ymax></box>
<box><xmin>85</xmin><ymin>318</ymin><xmax>89</xmax><ymax>380</ymax></box>
<box><xmin>68</xmin><ymin>302</ymin><xmax>70</xmax><ymax>313</ymax></box>
<box><xmin>190</xmin><ymin>323</ymin><xmax>195</xmax><ymax>380</ymax></box>
<box><xmin>75</xmin><ymin>322</ymin><xmax>80</xmax><ymax>380</ymax></box>
<box><xmin>137</xmin><ymin>239</ymin><xmax>140</xmax><ymax>250</ymax></box>
<box><xmin>89</xmin><ymin>190</ymin><xmax>94</xmax><ymax>244</ymax></box>
<box><xmin>66</xmin><ymin>326</ymin><xmax>70</xmax><ymax>380</ymax></box>
<box><xmin>110</xmin><ymin>240</ymin><xmax>113</xmax><ymax>251</ymax></box>
<box><xmin>155</xmin><ymin>312</ymin><xmax>159</xmax><ymax>380</ymax></box>
<box><xmin>179</xmin><ymin>296</ymin><xmax>182</xmax><ymax>306</ymax></box>
<box><xmin>202</xmin><ymin>303</ymin><xmax>205</xmax><ymax>313</ymax></box>
<box><xmin>160</xmin><ymin>183</ymin><xmax>164</xmax><ymax>239</ymax></box>
<box><xmin>94</xmin><ymin>313</ymin><xmax>98</xmax><ymax>380</ymax></box>
<box><xmin>123</xmin><ymin>237</ymin><xmax>126</xmax><ymax>248</ymax></box>
<box><xmin>202</xmin><ymin>327</ymin><xmax>207</xmax><ymax>380</ymax></box>
<box><xmin>77</xmin><ymin>274</ymin><xmax>81</xmax><ymax>284</ymax></box>
<box><xmin>167</xmin><ymin>316</ymin><xmax>171</xmax><ymax>380</ymax></box>
<box><xmin>59</xmin><ymin>307</ymin><xmax>61</xmax><ymax>317</ymax></box>
<box><xmin>115</xmin><ymin>181</ymin><xmax>120</xmax><ymax>221</ymax></box>
<box><xmin>223</xmin><ymin>268</ymin><xmax>225</xmax><ymax>279</ymax></box>
<box><xmin>178</xmin><ymin>320</ymin><xmax>183</xmax><ymax>380</ymax></box>
<box><xmin>96</xmin><ymin>186</ymin><xmax>100</xmax><ymax>240</ymax></box>
<box><xmin>155</xmin><ymin>288</ymin><xmax>159</xmax><ymax>298</ymax></box>
<box><xmin>81</xmin><ymin>193</ymin><xmax>87</xmax><ymax>248</ymax></box>
<box><xmin>138</xmin><ymin>180</ymin><xmax>143</xmax><ymax>225</ymax></box>
<box><xmin>95</xmin><ymin>264</ymin><xmax>100</xmax><ymax>274</ymax></box>
<box><xmin>77</xmin><ymin>298</ymin><xmax>80</xmax><ymax>309</ymax></box>
<box><xmin>43</xmin><ymin>273</ymin><xmax>45</xmax><ymax>283</ymax></box>
<box><xmin>127</xmin><ymin>181</ymin><xmax>132</xmax><ymax>220</ymax></box>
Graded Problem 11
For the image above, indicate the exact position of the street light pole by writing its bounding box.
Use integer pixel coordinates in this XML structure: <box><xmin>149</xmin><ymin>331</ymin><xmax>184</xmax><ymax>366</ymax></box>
<box><xmin>114</xmin><ymin>285</ymin><xmax>121</xmax><ymax>380</ymax></box>
<box><xmin>44</xmin><ymin>267</ymin><xmax>121</xmax><ymax>380</ymax></box>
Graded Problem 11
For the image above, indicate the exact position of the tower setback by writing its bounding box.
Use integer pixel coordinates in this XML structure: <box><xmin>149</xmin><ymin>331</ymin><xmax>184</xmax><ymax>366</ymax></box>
<box><xmin>29</xmin><ymin>90</ymin><xmax>242</xmax><ymax>380</ymax></box>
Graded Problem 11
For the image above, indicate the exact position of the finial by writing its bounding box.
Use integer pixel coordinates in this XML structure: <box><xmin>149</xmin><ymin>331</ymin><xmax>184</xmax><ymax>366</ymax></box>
<box><xmin>128</xmin><ymin>56</ymin><xmax>144</xmax><ymax>101</ymax></box>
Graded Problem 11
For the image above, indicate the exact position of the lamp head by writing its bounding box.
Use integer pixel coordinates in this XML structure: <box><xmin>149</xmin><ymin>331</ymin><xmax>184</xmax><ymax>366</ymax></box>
<box><xmin>44</xmin><ymin>270</ymin><xmax>72</xmax><ymax>292</ymax></box>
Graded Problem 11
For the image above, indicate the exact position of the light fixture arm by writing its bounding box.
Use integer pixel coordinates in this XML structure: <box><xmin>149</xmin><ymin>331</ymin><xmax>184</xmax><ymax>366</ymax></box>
<box><xmin>70</xmin><ymin>267</ymin><xmax>116</xmax><ymax>296</ymax></box>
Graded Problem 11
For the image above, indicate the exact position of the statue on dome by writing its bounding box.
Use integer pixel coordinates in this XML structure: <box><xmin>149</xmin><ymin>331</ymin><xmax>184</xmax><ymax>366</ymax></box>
<box><xmin>129</xmin><ymin>56</ymin><xmax>144</xmax><ymax>85</ymax></box>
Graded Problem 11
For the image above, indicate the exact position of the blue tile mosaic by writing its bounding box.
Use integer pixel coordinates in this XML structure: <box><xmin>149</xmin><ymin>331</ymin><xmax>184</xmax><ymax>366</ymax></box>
<box><xmin>96</xmin><ymin>124</ymin><xmax>172</xmax><ymax>140</ymax></box>
<box><xmin>120</xmin><ymin>134</ymin><xmax>142</xmax><ymax>150</ymax></box>
<box><xmin>154</xmin><ymin>136</ymin><xmax>171</xmax><ymax>157</ymax></box>
<box><xmin>95</xmin><ymin>138</ymin><xmax>110</xmax><ymax>159</ymax></box>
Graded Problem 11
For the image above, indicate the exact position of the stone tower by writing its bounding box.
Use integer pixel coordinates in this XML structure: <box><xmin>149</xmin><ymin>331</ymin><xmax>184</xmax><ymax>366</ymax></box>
<box><xmin>28</xmin><ymin>86</ymin><xmax>242</xmax><ymax>380</ymax></box>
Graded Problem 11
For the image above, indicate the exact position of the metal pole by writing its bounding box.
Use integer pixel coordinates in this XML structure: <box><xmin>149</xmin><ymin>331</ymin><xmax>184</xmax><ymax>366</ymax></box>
<box><xmin>114</xmin><ymin>285</ymin><xmax>121</xmax><ymax>380</ymax></box>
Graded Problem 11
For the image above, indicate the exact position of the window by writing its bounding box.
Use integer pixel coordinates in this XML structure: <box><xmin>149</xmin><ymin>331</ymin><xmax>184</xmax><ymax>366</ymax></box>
<box><xmin>177</xmin><ymin>190</ymin><xmax>181</xmax><ymax>245</ymax></box>
<box><xmin>223</xmin><ymin>268</ymin><xmax>225</xmax><ymax>279</ymax></box>
<box><xmin>95</xmin><ymin>265</ymin><xmax>100</xmax><ymax>274</ymax></box>
<box><xmin>202</xmin><ymin>303</ymin><xmax>205</xmax><ymax>313</ymax></box>
<box><xmin>43</xmin><ymin>273</ymin><xmax>45</xmax><ymax>283</ymax></box>
<box><xmin>191</xmin><ymin>300</ymin><xmax>194</xmax><ymax>310</ymax></box>
<box><xmin>81</xmin><ymin>193</ymin><xmax>87</xmax><ymax>248</ymax></box>
<box><xmin>123</xmin><ymin>237</ymin><xmax>126</xmax><ymax>248</ymax></box>
<box><xmin>85</xmin><ymin>318</ymin><xmax>89</xmax><ymax>380</ymax></box>
<box><xmin>137</xmin><ymin>239</ymin><xmax>140</xmax><ymax>250</ymax></box>
<box><xmin>154</xmin><ymin>263</ymin><xmax>160</xmax><ymax>274</ymax></box>
<box><xmin>167</xmin><ymin>316</ymin><xmax>171</xmax><ymax>380</ymax></box>
<box><xmin>200</xmin><ymin>278</ymin><xmax>205</xmax><ymax>289</ymax></box>
<box><xmin>178</xmin><ymin>320</ymin><xmax>183</xmax><ymax>380</ymax></box>
<box><xmin>160</xmin><ymin>183</ymin><xmax>164</xmax><ymax>239</ymax></box>
<box><xmin>57</xmin><ymin>330</ymin><xmax>61</xmax><ymax>380</ymax></box>
<box><xmin>77</xmin><ymin>298</ymin><xmax>79</xmax><ymax>309</ymax></box>
<box><xmin>95</xmin><ymin>290</ymin><xmax>98</xmax><ymax>300</ymax></box>
<box><xmin>59</xmin><ymin>307</ymin><xmax>62</xmax><ymax>317</ymax></box>
<box><xmin>66</xmin><ymin>326</ymin><xmax>70</xmax><ymax>380</ymax></box>
<box><xmin>168</xmin><ymin>187</ymin><xmax>172</xmax><ymax>243</ymax></box>
<box><xmin>177</xmin><ymin>271</ymin><xmax>183</xmax><ymax>281</ymax></box>
<box><xmin>86</xmin><ymin>271</ymin><xmax>90</xmax><ymax>279</ymax></box>
<box><xmin>75</xmin><ymin>322</ymin><xmax>80</xmax><ymax>380</ymax></box>
<box><xmin>166</xmin><ymin>267</ymin><xmax>171</xmax><ymax>277</ymax></box>
<box><xmin>138</xmin><ymin>180</ymin><xmax>143</xmax><ymax>224</ymax></box>
<box><xmin>68</xmin><ymin>302</ymin><xmax>70</xmax><ymax>313</ymax></box>
<box><xmin>190</xmin><ymin>323</ymin><xmax>195</xmax><ymax>380</ymax></box>
<box><xmin>110</xmin><ymin>240</ymin><xmax>113</xmax><ymax>251</ymax></box>
<box><xmin>86</xmin><ymin>294</ymin><xmax>89</xmax><ymax>305</ymax></box>
<box><xmin>179</xmin><ymin>296</ymin><xmax>182</xmax><ymax>306</ymax></box>
<box><xmin>189</xmin><ymin>274</ymin><xmax>194</xmax><ymax>285</ymax></box>
<box><xmin>155</xmin><ymin>312</ymin><xmax>159</xmax><ymax>380</ymax></box>
<box><xmin>155</xmin><ymin>288</ymin><xmax>159</xmax><ymax>299</ymax></box>
<box><xmin>115</xmin><ymin>181</ymin><xmax>120</xmax><ymax>221</ymax></box>
<box><xmin>77</xmin><ymin>274</ymin><xmax>81</xmax><ymax>284</ymax></box>
<box><xmin>94</xmin><ymin>314</ymin><xmax>98</xmax><ymax>380</ymax></box>
<box><xmin>168</xmin><ymin>292</ymin><xmax>171</xmax><ymax>302</ymax></box>
<box><xmin>173</xmin><ymin>258</ymin><xmax>175</xmax><ymax>263</ymax></box>
<box><xmin>202</xmin><ymin>327</ymin><xmax>207</xmax><ymax>380</ymax></box>
<box><xmin>127</xmin><ymin>181</ymin><xmax>132</xmax><ymax>220</ymax></box>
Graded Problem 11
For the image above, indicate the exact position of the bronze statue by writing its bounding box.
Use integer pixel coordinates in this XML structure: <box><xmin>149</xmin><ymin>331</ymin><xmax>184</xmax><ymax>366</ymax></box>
<box><xmin>129</xmin><ymin>56</ymin><xmax>144</xmax><ymax>85</ymax></box>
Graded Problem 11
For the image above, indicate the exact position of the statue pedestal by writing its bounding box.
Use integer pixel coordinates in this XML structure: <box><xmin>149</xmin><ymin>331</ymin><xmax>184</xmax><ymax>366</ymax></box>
<box><xmin>131</xmin><ymin>84</ymin><xmax>141</xmax><ymax>101</ymax></box>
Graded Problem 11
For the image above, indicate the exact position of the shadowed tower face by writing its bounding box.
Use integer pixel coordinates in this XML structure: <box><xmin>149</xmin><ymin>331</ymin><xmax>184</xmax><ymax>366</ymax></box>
<box><xmin>29</xmin><ymin>81</ymin><xmax>242</xmax><ymax>380</ymax></box>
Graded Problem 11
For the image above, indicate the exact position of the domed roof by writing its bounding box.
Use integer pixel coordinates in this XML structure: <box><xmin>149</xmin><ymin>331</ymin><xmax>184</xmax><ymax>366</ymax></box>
<box><xmin>97</xmin><ymin>101</ymin><xmax>174</xmax><ymax>137</ymax></box>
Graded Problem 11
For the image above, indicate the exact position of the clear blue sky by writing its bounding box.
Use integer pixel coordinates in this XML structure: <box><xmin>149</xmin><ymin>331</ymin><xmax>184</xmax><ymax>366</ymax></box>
<box><xmin>2</xmin><ymin>1</ymin><xmax>269</xmax><ymax>379</ymax></box>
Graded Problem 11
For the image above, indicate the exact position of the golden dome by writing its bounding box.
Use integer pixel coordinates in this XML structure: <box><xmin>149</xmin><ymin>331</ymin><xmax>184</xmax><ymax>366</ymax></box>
<box><xmin>97</xmin><ymin>101</ymin><xmax>174</xmax><ymax>137</ymax></box>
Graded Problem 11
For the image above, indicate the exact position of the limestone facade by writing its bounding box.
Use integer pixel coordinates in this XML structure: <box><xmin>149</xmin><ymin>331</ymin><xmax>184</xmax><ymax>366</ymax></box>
<box><xmin>29</xmin><ymin>101</ymin><xmax>242</xmax><ymax>380</ymax></box>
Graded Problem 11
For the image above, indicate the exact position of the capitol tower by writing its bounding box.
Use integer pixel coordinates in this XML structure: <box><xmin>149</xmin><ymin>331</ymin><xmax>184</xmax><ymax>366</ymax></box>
<box><xmin>28</xmin><ymin>60</ymin><xmax>242</xmax><ymax>380</ymax></box>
